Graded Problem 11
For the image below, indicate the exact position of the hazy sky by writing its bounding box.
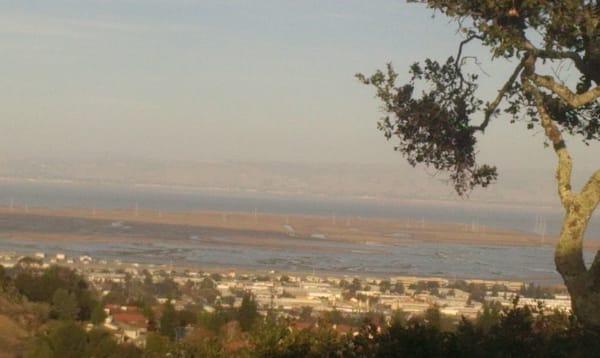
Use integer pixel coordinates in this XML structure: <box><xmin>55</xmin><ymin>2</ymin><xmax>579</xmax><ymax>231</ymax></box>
<box><xmin>0</xmin><ymin>1</ymin><xmax>598</xmax><ymax>187</ymax></box>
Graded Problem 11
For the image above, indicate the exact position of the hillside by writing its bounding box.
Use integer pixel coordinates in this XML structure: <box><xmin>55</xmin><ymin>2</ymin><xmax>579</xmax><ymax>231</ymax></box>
<box><xmin>0</xmin><ymin>292</ymin><xmax>48</xmax><ymax>357</ymax></box>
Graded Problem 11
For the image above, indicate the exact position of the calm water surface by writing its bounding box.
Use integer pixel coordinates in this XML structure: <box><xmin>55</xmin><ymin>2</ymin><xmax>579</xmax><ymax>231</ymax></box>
<box><xmin>0</xmin><ymin>181</ymin><xmax>597</xmax><ymax>282</ymax></box>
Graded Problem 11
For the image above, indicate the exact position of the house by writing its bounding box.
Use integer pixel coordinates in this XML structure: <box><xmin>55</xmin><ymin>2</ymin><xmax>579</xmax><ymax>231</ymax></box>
<box><xmin>111</xmin><ymin>310</ymin><xmax>147</xmax><ymax>328</ymax></box>
<box><xmin>121</xmin><ymin>323</ymin><xmax>147</xmax><ymax>346</ymax></box>
<box><xmin>103</xmin><ymin>305</ymin><xmax>148</xmax><ymax>347</ymax></box>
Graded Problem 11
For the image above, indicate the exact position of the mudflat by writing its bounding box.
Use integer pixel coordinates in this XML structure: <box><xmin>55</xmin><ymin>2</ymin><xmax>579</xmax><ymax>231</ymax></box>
<box><xmin>0</xmin><ymin>206</ymin><xmax>593</xmax><ymax>251</ymax></box>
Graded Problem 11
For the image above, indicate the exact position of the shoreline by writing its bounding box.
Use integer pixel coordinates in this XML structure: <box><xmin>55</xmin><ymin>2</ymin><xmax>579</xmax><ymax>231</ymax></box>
<box><xmin>0</xmin><ymin>206</ymin><xmax>586</xmax><ymax>284</ymax></box>
<box><xmin>1</xmin><ymin>248</ymin><xmax>551</xmax><ymax>287</ymax></box>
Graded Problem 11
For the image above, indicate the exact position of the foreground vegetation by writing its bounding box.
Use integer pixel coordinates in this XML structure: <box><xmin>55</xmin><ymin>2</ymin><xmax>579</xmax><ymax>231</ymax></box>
<box><xmin>0</xmin><ymin>263</ymin><xmax>599</xmax><ymax>357</ymax></box>
<box><xmin>20</xmin><ymin>305</ymin><xmax>600</xmax><ymax>358</ymax></box>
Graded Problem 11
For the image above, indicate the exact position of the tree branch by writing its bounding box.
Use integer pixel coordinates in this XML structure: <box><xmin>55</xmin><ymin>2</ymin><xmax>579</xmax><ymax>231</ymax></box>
<box><xmin>582</xmin><ymin>169</ymin><xmax>600</xmax><ymax>274</ymax></box>
<box><xmin>473</xmin><ymin>58</ymin><xmax>526</xmax><ymax>132</ymax></box>
<box><xmin>526</xmin><ymin>80</ymin><xmax>574</xmax><ymax>207</ymax></box>
<box><xmin>533</xmin><ymin>49</ymin><xmax>586</xmax><ymax>74</ymax></box>
<box><xmin>518</xmin><ymin>35</ymin><xmax>586</xmax><ymax>72</ymax></box>
<box><xmin>580</xmin><ymin>169</ymin><xmax>600</xmax><ymax>212</ymax></box>
<box><xmin>531</xmin><ymin>74</ymin><xmax>600</xmax><ymax>108</ymax></box>
<box><xmin>454</xmin><ymin>35</ymin><xmax>483</xmax><ymax>88</ymax></box>
<box><xmin>454</xmin><ymin>35</ymin><xmax>483</xmax><ymax>69</ymax></box>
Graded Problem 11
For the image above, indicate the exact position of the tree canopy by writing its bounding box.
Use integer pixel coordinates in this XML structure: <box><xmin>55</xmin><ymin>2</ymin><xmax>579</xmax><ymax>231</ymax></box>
<box><xmin>358</xmin><ymin>0</ymin><xmax>600</xmax><ymax>328</ymax></box>
<box><xmin>358</xmin><ymin>0</ymin><xmax>600</xmax><ymax>194</ymax></box>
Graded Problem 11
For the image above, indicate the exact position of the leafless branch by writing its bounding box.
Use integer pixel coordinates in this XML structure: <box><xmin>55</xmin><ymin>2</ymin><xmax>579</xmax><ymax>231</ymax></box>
<box><xmin>454</xmin><ymin>35</ymin><xmax>483</xmax><ymax>88</ymax></box>
<box><xmin>472</xmin><ymin>57</ymin><xmax>526</xmax><ymax>132</ymax></box>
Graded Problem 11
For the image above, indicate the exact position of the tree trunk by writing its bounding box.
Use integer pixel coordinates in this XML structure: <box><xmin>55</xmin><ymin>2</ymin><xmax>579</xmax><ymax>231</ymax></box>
<box><xmin>526</xmin><ymin>74</ymin><xmax>600</xmax><ymax>328</ymax></box>
<box><xmin>555</xmin><ymin>199</ymin><xmax>600</xmax><ymax>328</ymax></box>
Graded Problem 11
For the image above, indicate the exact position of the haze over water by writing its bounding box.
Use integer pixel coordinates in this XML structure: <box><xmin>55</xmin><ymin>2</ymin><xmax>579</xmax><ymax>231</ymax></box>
<box><xmin>0</xmin><ymin>181</ymin><xmax>598</xmax><ymax>238</ymax></box>
<box><xmin>0</xmin><ymin>180</ymin><xmax>597</xmax><ymax>283</ymax></box>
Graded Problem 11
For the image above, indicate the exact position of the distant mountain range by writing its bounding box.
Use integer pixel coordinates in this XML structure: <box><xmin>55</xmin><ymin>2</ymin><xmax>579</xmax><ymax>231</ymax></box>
<box><xmin>0</xmin><ymin>158</ymin><xmax>580</xmax><ymax>207</ymax></box>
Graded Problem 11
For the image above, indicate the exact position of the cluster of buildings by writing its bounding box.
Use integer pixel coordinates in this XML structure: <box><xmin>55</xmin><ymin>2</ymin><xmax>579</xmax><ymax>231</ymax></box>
<box><xmin>0</xmin><ymin>250</ymin><xmax>573</xmax><ymax>347</ymax></box>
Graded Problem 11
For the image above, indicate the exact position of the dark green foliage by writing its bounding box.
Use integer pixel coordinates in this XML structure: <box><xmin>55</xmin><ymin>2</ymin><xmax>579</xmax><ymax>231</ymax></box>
<box><xmin>91</xmin><ymin>302</ymin><xmax>107</xmax><ymax>325</ymax></box>
<box><xmin>144</xmin><ymin>332</ymin><xmax>171</xmax><ymax>357</ymax></box>
<box><xmin>156</xmin><ymin>305</ymin><xmax>199</xmax><ymax>340</ymax></box>
<box><xmin>221</xmin><ymin>295</ymin><xmax>235</xmax><ymax>307</ymax></box>
<box><xmin>424</xmin><ymin>305</ymin><xmax>443</xmax><ymax>329</ymax></box>
<box><xmin>153</xmin><ymin>278</ymin><xmax>179</xmax><ymax>298</ymax></box>
<box><xmin>238</xmin><ymin>292</ymin><xmax>259</xmax><ymax>331</ymax></box>
<box><xmin>410</xmin><ymin>280</ymin><xmax>441</xmax><ymax>294</ymax></box>
<box><xmin>84</xmin><ymin>329</ymin><xmax>119</xmax><ymax>357</ymax></box>
<box><xmin>379</xmin><ymin>280</ymin><xmax>391</xmax><ymax>293</ymax></box>
<box><xmin>159</xmin><ymin>302</ymin><xmax>178</xmax><ymax>340</ymax></box>
<box><xmin>143</xmin><ymin>304</ymin><xmax>158</xmax><ymax>331</ymax></box>
<box><xmin>299</xmin><ymin>306</ymin><xmax>313</xmax><ymax>321</ymax></box>
<box><xmin>26</xmin><ymin>322</ymin><xmax>142</xmax><ymax>358</ymax></box>
<box><xmin>9</xmin><ymin>262</ymin><xmax>600</xmax><ymax>356</ymax></box>
<box><xmin>210</xmin><ymin>273</ymin><xmax>223</xmax><ymax>282</ymax></box>
<box><xmin>280</xmin><ymin>290</ymin><xmax>295</xmax><ymax>299</ymax></box>
<box><xmin>321</xmin><ymin>309</ymin><xmax>344</xmax><ymax>325</ymax></box>
<box><xmin>0</xmin><ymin>265</ymin><xmax>9</xmax><ymax>291</ymax></box>
<box><xmin>24</xmin><ymin>303</ymin><xmax>600</xmax><ymax>357</ymax></box>
<box><xmin>101</xmin><ymin>271</ymin><xmax>165</xmax><ymax>306</ymax></box>
<box><xmin>467</xmin><ymin>285</ymin><xmax>487</xmax><ymax>304</ymax></box>
<box><xmin>112</xmin><ymin>344</ymin><xmax>143</xmax><ymax>358</ymax></box>
<box><xmin>27</xmin><ymin>291</ymin><xmax>598</xmax><ymax>358</ymax></box>
<box><xmin>341</xmin><ymin>278</ymin><xmax>363</xmax><ymax>299</ymax></box>
<box><xmin>255</xmin><ymin>274</ymin><xmax>271</xmax><ymax>282</ymax></box>
<box><xmin>200</xmin><ymin>277</ymin><xmax>216</xmax><ymax>289</ymax></box>
<box><xmin>51</xmin><ymin>288</ymin><xmax>79</xmax><ymax>321</ymax></box>
<box><xmin>197</xmin><ymin>307</ymin><xmax>232</xmax><ymax>332</ymax></box>
<box><xmin>476</xmin><ymin>301</ymin><xmax>502</xmax><ymax>333</ymax></box>
<box><xmin>198</xmin><ymin>287</ymin><xmax>220</xmax><ymax>305</ymax></box>
<box><xmin>250</xmin><ymin>318</ymin><xmax>344</xmax><ymax>358</ymax></box>
<box><xmin>101</xmin><ymin>288</ymin><xmax>128</xmax><ymax>305</ymax></box>
<box><xmin>519</xmin><ymin>282</ymin><xmax>555</xmax><ymax>299</ymax></box>
<box><xmin>15</xmin><ymin>266</ymin><xmax>97</xmax><ymax>321</ymax></box>
<box><xmin>172</xmin><ymin>338</ymin><xmax>224</xmax><ymax>358</ymax></box>
<box><xmin>448</xmin><ymin>279</ymin><xmax>469</xmax><ymax>291</ymax></box>
<box><xmin>490</xmin><ymin>283</ymin><xmax>507</xmax><ymax>297</ymax></box>
<box><xmin>357</xmin><ymin>61</ymin><xmax>497</xmax><ymax>195</ymax></box>
<box><xmin>484</xmin><ymin>305</ymin><xmax>541</xmax><ymax>357</ymax></box>
<box><xmin>370</xmin><ymin>304</ymin><xmax>600</xmax><ymax>358</ymax></box>
<box><xmin>27</xmin><ymin>321</ymin><xmax>87</xmax><ymax>358</ymax></box>
<box><xmin>25</xmin><ymin>322</ymin><xmax>142</xmax><ymax>358</ymax></box>
<box><xmin>358</xmin><ymin>0</ymin><xmax>600</xmax><ymax>195</ymax></box>
<box><xmin>392</xmin><ymin>281</ymin><xmax>405</xmax><ymax>294</ymax></box>
<box><xmin>249</xmin><ymin>319</ymin><xmax>290</xmax><ymax>357</ymax></box>
<box><xmin>177</xmin><ymin>308</ymin><xmax>198</xmax><ymax>327</ymax></box>
<box><xmin>419</xmin><ymin>0</ymin><xmax>600</xmax><ymax>82</ymax></box>
<box><xmin>375</xmin><ymin>320</ymin><xmax>455</xmax><ymax>358</ymax></box>
<box><xmin>448</xmin><ymin>280</ymin><xmax>488</xmax><ymax>303</ymax></box>
<box><xmin>16</xmin><ymin>266</ymin><xmax>82</xmax><ymax>302</ymax></box>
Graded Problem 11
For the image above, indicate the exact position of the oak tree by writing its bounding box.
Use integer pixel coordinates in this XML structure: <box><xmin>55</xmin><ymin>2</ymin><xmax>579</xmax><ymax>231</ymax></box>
<box><xmin>358</xmin><ymin>0</ymin><xmax>600</xmax><ymax>327</ymax></box>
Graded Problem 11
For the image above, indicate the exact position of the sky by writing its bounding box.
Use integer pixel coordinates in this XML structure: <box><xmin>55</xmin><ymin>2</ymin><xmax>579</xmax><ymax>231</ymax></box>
<box><xmin>0</xmin><ymin>0</ymin><xmax>598</xmax><ymax>194</ymax></box>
